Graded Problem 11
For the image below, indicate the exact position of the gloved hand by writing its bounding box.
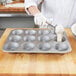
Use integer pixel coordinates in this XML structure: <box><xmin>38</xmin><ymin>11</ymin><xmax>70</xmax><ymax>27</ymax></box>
<box><xmin>55</xmin><ymin>24</ymin><xmax>65</xmax><ymax>42</ymax></box>
<box><xmin>34</xmin><ymin>13</ymin><xmax>52</xmax><ymax>28</ymax></box>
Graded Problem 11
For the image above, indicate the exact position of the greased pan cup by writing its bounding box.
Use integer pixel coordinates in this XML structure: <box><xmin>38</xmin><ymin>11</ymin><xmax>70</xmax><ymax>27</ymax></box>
<box><xmin>25</xmin><ymin>30</ymin><xmax>36</xmax><ymax>35</ymax></box>
<box><xmin>54</xmin><ymin>36</ymin><xmax>66</xmax><ymax>42</ymax></box>
<box><xmin>54</xmin><ymin>36</ymin><xmax>69</xmax><ymax>51</ymax></box>
<box><xmin>38</xmin><ymin>30</ymin><xmax>50</xmax><ymax>35</ymax></box>
<box><xmin>9</xmin><ymin>35</ymin><xmax>22</xmax><ymax>42</ymax></box>
<box><xmin>38</xmin><ymin>36</ymin><xmax>50</xmax><ymax>42</ymax></box>
<box><xmin>12</xmin><ymin>30</ymin><xmax>23</xmax><ymax>35</ymax></box>
<box><xmin>24</xmin><ymin>36</ymin><xmax>36</xmax><ymax>42</ymax></box>
<box><xmin>3</xmin><ymin>29</ymin><xmax>72</xmax><ymax>53</ymax></box>
<box><xmin>38</xmin><ymin>43</ymin><xmax>51</xmax><ymax>51</ymax></box>
<box><xmin>55</xmin><ymin>42</ymin><xmax>69</xmax><ymax>51</ymax></box>
<box><xmin>4</xmin><ymin>42</ymin><xmax>19</xmax><ymax>51</ymax></box>
<box><xmin>23</xmin><ymin>43</ymin><xmax>35</xmax><ymax>51</ymax></box>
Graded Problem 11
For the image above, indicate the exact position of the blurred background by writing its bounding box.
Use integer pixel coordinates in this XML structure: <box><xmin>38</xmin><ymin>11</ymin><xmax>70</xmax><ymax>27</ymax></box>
<box><xmin>0</xmin><ymin>0</ymin><xmax>76</xmax><ymax>37</ymax></box>
<box><xmin>0</xmin><ymin>0</ymin><xmax>34</xmax><ymax>37</ymax></box>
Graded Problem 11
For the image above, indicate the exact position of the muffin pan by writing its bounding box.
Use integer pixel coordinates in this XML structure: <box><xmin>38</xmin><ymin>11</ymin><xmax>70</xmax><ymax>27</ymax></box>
<box><xmin>3</xmin><ymin>29</ymin><xmax>72</xmax><ymax>53</ymax></box>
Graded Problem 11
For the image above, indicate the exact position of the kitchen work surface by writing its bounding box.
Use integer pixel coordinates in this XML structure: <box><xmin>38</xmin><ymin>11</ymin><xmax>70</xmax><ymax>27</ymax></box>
<box><xmin>0</xmin><ymin>28</ymin><xmax>76</xmax><ymax>76</ymax></box>
<box><xmin>2</xmin><ymin>28</ymin><xmax>71</xmax><ymax>53</ymax></box>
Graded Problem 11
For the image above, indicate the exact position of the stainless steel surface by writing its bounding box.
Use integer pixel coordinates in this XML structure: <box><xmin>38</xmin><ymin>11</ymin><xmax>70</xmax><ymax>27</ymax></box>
<box><xmin>0</xmin><ymin>14</ymin><xmax>34</xmax><ymax>28</ymax></box>
<box><xmin>0</xmin><ymin>13</ymin><xmax>33</xmax><ymax>17</ymax></box>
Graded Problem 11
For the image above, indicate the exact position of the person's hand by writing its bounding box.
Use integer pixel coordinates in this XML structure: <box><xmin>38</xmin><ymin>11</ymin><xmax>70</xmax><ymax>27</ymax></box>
<box><xmin>34</xmin><ymin>13</ymin><xmax>52</xmax><ymax>28</ymax></box>
<box><xmin>55</xmin><ymin>24</ymin><xmax>65</xmax><ymax>42</ymax></box>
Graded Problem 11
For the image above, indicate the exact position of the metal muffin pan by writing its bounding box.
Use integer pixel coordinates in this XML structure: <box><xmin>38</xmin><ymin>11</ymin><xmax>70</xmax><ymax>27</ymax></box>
<box><xmin>3</xmin><ymin>29</ymin><xmax>72</xmax><ymax>53</ymax></box>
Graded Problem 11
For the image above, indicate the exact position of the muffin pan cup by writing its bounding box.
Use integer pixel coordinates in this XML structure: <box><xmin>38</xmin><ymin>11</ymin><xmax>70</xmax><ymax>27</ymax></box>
<box><xmin>3</xmin><ymin>29</ymin><xmax>72</xmax><ymax>53</ymax></box>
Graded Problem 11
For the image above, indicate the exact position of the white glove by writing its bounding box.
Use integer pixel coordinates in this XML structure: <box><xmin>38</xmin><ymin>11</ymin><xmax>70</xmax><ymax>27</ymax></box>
<box><xmin>34</xmin><ymin>13</ymin><xmax>52</xmax><ymax>28</ymax></box>
<box><xmin>55</xmin><ymin>25</ymin><xmax>65</xmax><ymax>42</ymax></box>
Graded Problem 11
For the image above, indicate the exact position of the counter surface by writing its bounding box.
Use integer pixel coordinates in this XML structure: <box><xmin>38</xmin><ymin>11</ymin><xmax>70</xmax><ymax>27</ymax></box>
<box><xmin>0</xmin><ymin>28</ymin><xmax>76</xmax><ymax>76</ymax></box>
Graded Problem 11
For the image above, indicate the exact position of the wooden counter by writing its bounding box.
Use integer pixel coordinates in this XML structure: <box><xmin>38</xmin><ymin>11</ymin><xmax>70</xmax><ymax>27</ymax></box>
<box><xmin>0</xmin><ymin>2</ymin><xmax>25</xmax><ymax>13</ymax></box>
<box><xmin>0</xmin><ymin>28</ymin><xmax>76</xmax><ymax>76</ymax></box>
